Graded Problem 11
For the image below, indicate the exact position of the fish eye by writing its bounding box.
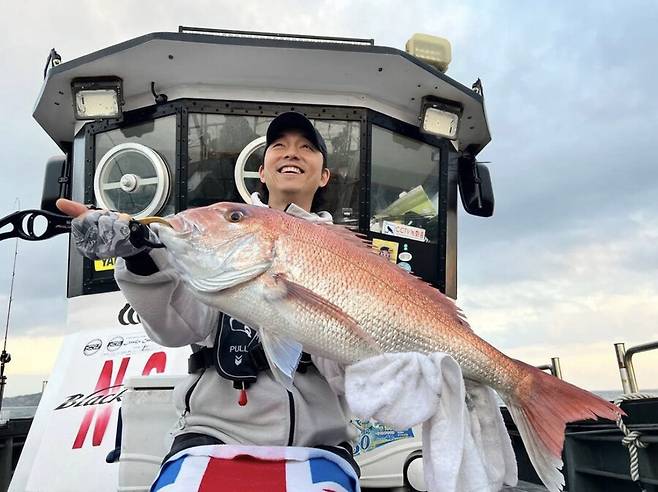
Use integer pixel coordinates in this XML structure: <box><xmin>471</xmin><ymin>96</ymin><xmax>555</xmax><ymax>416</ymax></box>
<box><xmin>228</xmin><ymin>210</ymin><xmax>244</xmax><ymax>223</ymax></box>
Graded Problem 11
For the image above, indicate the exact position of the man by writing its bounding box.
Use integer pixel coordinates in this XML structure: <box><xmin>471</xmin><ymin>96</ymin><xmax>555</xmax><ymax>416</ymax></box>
<box><xmin>57</xmin><ymin>112</ymin><xmax>358</xmax><ymax>490</ymax></box>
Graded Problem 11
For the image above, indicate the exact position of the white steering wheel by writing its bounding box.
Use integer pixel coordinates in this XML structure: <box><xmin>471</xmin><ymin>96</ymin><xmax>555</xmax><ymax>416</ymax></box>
<box><xmin>234</xmin><ymin>136</ymin><xmax>267</xmax><ymax>204</ymax></box>
<box><xmin>94</xmin><ymin>142</ymin><xmax>170</xmax><ymax>218</ymax></box>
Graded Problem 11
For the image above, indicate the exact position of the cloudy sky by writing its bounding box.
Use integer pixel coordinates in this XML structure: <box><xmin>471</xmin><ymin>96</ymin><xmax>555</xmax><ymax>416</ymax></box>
<box><xmin>1</xmin><ymin>0</ymin><xmax>657</xmax><ymax>397</ymax></box>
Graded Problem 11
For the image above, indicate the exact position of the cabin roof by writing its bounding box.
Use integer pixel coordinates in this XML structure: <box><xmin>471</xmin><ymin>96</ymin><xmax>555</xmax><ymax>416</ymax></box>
<box><xmin>34</xmin><ymin>31</ymin><xmax>490</xmax><ymax>153</ymax></box>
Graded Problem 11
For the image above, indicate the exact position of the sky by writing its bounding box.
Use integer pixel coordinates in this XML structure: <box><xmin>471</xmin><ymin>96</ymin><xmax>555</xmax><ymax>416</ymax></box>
<box><xmin>1</xmin><ymin>0</ymin><xmax>657</xmax><ymax>397</ymax></box>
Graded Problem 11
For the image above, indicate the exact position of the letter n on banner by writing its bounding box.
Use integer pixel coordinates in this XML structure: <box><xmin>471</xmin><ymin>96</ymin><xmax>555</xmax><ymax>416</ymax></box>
<box><xmin>72</xmin><ymin>357</ymin><xmax>130</xmax><ymax>449</ymax></box>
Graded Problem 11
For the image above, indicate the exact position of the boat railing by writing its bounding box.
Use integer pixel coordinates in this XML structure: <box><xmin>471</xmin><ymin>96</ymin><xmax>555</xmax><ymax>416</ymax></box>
<box><xmin>537</xmin><ymin>357</ymin><xmax>563</xmax><ymax>379</ymax></box>
<box><xmin>177</xmin><ymin>26</ymin><xmax>375</xmax><ymax>46</ymax></box>
<box><xmin>614</xmin><ymin>340</ymin><xmax>658</xmax><ymax>394</ymax></box>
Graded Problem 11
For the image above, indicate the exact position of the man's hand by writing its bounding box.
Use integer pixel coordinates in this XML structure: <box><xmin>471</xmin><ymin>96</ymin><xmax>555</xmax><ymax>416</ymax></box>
<box><xmin>56</xmin><ymin>198</ymin><xmax>92</xmax><ymax>219</ymax></box>
<box><xmin>56</xmin><ymin>198</ymin><xmax>146</xmax><ymax>260</ymax></box>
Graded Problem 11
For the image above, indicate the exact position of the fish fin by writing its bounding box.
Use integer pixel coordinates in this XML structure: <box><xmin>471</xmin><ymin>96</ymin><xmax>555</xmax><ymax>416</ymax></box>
<box><xmin>271</xmin><ymin>273</ymin><xmax>380</xmax><ymax>351</ymax></box>
<box><xmin>502</xmin><ymin>360</ymin><xmax>624</xmax><ymax>492</ymax></box>
<box><xmin>309</xmin><ymin>222</ymin><xmax>471</xmax><ymax>330</ymax></box>
<box><xmin>259</xmin><ymin>329</ymin><xmax>302</xmax><ymax>391</ymax></box>
<box><xmin>319</xmin><ymin>223</ymin><xmax>374</xmax><ymax>249</ymax></box>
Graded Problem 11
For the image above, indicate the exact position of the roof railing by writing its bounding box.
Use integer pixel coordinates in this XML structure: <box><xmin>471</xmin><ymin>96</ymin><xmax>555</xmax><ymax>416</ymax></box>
<box><xmin>615</xmin><ymin>341</ymin><xmax>658</xmax><ymax>394</ymax></box>
<box><xmin>177</xmin><ymin>26</ymin><xmax>375</xmax><ymax>46</ymax></box>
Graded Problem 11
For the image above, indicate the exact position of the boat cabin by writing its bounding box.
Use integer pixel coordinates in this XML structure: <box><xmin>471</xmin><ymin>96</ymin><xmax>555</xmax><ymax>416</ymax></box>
<box><xmin>10</xmin><ymin>27</ymin><xmax>496</xmax><ymax>492</ymax></box>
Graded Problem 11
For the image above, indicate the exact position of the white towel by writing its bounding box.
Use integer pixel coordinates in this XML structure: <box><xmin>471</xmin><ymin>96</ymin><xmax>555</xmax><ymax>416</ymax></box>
<box><xmin>344</xmin><ymin>353</ymin><xmax>517</xmax><ymax>492</ymax></box>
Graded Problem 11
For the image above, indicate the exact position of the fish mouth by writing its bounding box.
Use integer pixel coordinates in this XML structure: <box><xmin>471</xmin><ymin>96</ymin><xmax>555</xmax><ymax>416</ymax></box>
<box><xmin>155</xmin><ymin>215</ymin><xmax>200</xmax><ymax>255</ymax></box>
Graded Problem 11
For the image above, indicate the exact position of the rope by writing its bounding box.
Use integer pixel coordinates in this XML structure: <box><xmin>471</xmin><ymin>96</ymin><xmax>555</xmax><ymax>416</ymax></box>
<box><xmin>613</xmin><ymin>393</ymin><xmax>657</xmax><ymax>492</ymax></box>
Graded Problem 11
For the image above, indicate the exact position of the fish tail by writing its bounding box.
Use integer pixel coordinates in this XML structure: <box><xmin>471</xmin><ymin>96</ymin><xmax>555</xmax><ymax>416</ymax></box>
<box><xmin>500</xmin><ymin>360</ymin><xmax>624</xmax><ymax>492</ymax></box>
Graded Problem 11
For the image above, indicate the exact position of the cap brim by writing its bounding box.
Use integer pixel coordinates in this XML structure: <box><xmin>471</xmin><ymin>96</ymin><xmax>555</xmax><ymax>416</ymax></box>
<box><xmin>266</xmin><ymin>112</ymin><xmax>321</xmax><ymax>150</ymax></box>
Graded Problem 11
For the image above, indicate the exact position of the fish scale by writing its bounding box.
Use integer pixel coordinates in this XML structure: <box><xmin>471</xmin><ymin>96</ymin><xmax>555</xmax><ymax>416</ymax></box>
<box><xmin>275</xmin><ymin>217</ymin><xmax>500</xmax><ymax>384</ymax></box>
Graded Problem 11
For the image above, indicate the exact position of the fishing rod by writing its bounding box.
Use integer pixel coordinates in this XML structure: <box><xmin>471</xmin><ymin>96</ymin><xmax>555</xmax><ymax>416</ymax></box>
<box><xmin>0</xmin><ymin>201</ymin><xmax>21</xmax><ymax>415</ymax></box>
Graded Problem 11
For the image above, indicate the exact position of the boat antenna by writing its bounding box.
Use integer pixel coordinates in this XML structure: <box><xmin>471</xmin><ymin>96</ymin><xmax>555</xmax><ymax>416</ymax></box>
<box><xmin>0</xmin><ymin>199</ymin><xmax>20</xmax><ymax>415</ymax></box>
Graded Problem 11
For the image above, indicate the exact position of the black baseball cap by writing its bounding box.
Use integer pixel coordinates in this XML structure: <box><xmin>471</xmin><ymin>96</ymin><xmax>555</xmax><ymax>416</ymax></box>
<box><xmin>265</xmin><ymin>112</ymin><xmax>328</xmax><ymax>166</ymax></box>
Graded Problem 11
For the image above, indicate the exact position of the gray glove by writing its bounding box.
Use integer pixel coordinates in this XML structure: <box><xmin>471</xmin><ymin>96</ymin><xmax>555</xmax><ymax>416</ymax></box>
<box><xmin>71</xmin><ymin>210</ymin><xmax>147</xmax><ymax>260</ymax></box>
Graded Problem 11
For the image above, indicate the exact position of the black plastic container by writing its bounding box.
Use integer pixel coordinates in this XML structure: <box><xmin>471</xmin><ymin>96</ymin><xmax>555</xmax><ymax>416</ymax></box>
<box><xmin>502</xmin><ymin>397</ymin><xmax>658</xmax><ymax>492</ymax></box>
<box><xmin>564</xmin><ymin>397</ymin><xmax>658</xmax><ymax>492</ymax></box>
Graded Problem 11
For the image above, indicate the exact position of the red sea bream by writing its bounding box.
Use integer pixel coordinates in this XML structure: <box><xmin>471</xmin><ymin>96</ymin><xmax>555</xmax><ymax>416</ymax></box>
<box><xmin>157</xmin><ymin>202</ymin><xmax>623</xmax><ymax>492</ymax></box>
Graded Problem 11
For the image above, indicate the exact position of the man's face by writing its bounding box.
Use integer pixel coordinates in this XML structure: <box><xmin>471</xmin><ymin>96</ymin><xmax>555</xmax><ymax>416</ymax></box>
<box><xmin>259</xmin><ymin>131</ymin><xmax>330</xmax><ymax>199</ymax></box>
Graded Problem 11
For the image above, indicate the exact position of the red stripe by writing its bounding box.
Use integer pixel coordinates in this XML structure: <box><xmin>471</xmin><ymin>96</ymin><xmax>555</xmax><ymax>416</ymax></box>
<box><xmin>198</xmin><ymin>456</ymin><xmax>287</xmax><ymax>492</ymax></box>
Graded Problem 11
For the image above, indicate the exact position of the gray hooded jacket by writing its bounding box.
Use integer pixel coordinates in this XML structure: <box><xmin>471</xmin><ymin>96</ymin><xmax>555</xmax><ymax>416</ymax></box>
<box><xmin>114</xmin><ymin>198</ymin><xmax>354</xmax><ymax>452</ymax></box>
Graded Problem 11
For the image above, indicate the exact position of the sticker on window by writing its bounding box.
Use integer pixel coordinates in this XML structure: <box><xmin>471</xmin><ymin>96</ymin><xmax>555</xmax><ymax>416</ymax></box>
<box><xmin>382</xmin><ymin>221</ymin><xmax>426</xmax><ymax>242</ymax></box>
<box><xmin>94</xmin><ymin>257</ymin><xmax>116</xmax><ymax>271</ymax></box>
<box><xmin>372</xmin><ymin>238</ymin><xmax>399</xmax><ymax>263</ymax></box>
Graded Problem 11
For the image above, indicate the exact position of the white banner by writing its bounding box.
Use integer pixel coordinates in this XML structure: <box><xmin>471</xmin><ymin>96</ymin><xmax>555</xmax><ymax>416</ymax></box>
<box><xmin>10</xmin><ymin>291</ymin><xmax>190</xmax><ymax>492</ymax></box>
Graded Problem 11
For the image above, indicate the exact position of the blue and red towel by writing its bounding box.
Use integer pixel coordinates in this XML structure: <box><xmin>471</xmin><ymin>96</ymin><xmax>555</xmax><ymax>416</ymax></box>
<box><xmin>151</xmin><ymin>445</ymin><xmax>359</xmax><ymax>492</ymax></box>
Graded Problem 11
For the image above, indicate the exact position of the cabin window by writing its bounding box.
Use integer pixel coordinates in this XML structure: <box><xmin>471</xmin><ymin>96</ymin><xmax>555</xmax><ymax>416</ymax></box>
<box><xmin>188</xmin><ymin>114</ymin><xmax>269</xmax><ymax>206</ymax></box>
<box><xmin>369</xmin><ymin>125</ymin><xmax>440</xmax><ymax>244</ymax></box>
<box><xmin>187</xmin><ymin>114</ymin><xmax>361</xmax><ymax>224</ymax></box>
<box><xmin>94</xmin><ymin>116</ymin><xmax>177</xmax><ymax>217</ymax></box>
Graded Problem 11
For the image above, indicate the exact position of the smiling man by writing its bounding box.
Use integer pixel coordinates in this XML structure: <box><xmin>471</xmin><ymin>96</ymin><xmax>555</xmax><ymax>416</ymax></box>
<box><xmin>258</xmin><ymin>111</ymin><xmax>331</xmax><ymax>212</ymax></box>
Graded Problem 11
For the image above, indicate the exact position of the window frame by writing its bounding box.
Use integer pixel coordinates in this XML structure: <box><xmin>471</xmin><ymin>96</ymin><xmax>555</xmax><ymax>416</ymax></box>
<box><xmin>366</xmin><ymin>110</ymin><xmax>451</xmax><ymax>293</ymax></box>
<box><xmin>76</xmin><ymin>99</ymin><xmax>452</xmax><ymax>296</ymax></box>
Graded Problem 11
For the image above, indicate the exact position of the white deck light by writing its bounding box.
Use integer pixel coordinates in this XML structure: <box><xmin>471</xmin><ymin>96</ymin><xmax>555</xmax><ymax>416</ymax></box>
<box><xmin>72</xmin><ymin>77</ymin><xmax>123</xmax><ymax>120</ymax></box>
<box><xmin>420</xmin><ymin>97</ymin><xmax>461</xmax><ymax>140</ymax></box>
